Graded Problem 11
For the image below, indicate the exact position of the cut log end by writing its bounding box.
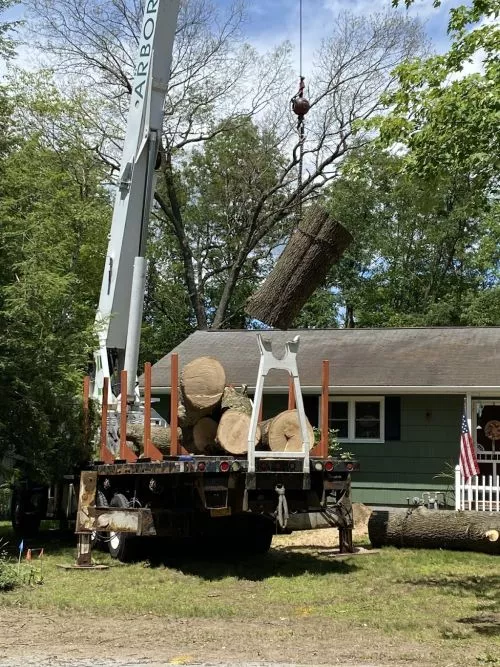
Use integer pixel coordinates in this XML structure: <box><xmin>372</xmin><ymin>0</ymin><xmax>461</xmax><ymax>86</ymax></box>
<box><xmin>216</xmin><ymin>410</ymin><xmax>261</xmax><ymax>455</ymax></box>
<box><xmin>180</xmin><ymin>356</ymin><xmax>226</xmax><ymax>412</ymax></box>
<box><xmin>260</xmin><ymin>409</ymin><xmax>314</xmax><ymax>452</ymax></box>
<box><xmin>192</xmin><ymin>417</ymin><xmax>218</xmax><ymax>454</ymax></box>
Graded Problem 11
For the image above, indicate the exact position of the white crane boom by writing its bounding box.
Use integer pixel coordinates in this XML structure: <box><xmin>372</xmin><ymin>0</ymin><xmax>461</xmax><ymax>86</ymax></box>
<box><xmin>93</xmin><ymin>0</ymin><xmax>181</xmax><ymax>406</ymax></box>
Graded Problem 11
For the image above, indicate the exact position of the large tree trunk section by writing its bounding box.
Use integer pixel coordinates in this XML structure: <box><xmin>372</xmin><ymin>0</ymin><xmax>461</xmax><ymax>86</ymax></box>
<box><xmin>178</xmin><ymin>356</ymin><xmax>226</xmax><ymax>427</ymax></box>
<box><xmin>216</xmin><ymin>410</ymin><xmax>261</xmax><ymax>456</ymax></box>
<box><xmin>221</xmin><ymin>385</ymin><xmax>252</xmax><ymax>415</ymax></box>
<box><xmin>192</xmin><ymin>417</ymin><xmax>219</xmax><ymax>454</ymax></box>
<box><xmin>260</xmin><ymin>409</ymin><xmax>314</xmax><ymax>452</ymax></box>
<box><xmin>245</xmin><ymin>205</ymin><xmax>353</xmax><ymax>329</ymax></box>
<box><xmin>368</xmin><ymin>507</ymin><xmax>500</xmax><ymax>554</ymax></box>
<box><xmin>126</xmin><ymin>424</ymin><xmax>182</xmax><ymax>456</ymax></box>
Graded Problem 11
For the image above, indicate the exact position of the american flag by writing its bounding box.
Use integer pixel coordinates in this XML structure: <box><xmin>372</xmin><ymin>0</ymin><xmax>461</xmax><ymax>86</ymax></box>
<box><xmin>459</xmin><ymin>412</ymin><xmax>480</xmax><ymax>482</ymax></box>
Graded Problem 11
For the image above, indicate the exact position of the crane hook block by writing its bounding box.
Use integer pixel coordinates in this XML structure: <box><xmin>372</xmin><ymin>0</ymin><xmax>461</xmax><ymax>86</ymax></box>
<box><xmin>292</xmin><ymin>96</ymin><xmax>310</xmax><ymax>116</ymax></box>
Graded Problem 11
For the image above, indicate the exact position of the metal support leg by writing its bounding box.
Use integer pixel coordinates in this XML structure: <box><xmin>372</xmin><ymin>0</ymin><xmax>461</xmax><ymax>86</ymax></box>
<box><xmin>76</xmin><ymin>533</ymin><xmax>93</xmax><ymax>567</ymax></box>
<box><xmin>247</xmin><ymin>334</ymin><xmax>310</xmax><ymax>474</ymax></box>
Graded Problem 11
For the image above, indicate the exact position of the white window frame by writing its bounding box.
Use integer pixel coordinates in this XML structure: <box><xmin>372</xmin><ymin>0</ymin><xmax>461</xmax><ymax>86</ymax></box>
<box><xmin>328</xmin><ymin>396</ymin><xmax>385</xmax><ymax>444</ymax></box>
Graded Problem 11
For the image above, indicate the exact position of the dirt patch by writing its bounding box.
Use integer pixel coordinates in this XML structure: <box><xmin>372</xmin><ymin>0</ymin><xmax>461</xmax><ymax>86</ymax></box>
<box><xmin>0</xmin><ymin>606</ymin><xmax>470</xmax><ymax>667</ymax></box>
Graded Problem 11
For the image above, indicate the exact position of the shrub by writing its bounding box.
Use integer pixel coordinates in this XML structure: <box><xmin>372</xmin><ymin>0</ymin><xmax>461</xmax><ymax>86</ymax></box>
<box><xmin>0</xmin><ymin>539</ymin><xmax>19</xmax><ymax>591</ymax></box>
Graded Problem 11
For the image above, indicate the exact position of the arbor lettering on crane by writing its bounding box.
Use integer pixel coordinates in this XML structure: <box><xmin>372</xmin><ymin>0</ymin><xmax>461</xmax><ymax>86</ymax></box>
<box><xmin>134</xmin><ymin>0</ymin><xmax>159</xmax><ymax>100</ymax></box>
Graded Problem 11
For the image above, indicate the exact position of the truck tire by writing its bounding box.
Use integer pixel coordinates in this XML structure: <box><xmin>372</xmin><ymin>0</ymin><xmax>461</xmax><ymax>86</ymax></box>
<box><xmin>91</xmin><ymin>491</ymin><xmax>108</xmax><ymax>551</ymax></box>
<box><xmin>108</xmin><ymin>493</ymin><xmax>138</xmax><ymax>562</ymax></box>
<box><xmin>217</xmin><ymin>514</ymin><xmax>274</xmax><ymax>556</ymax></box>
<box><xmin>242</xmin><ymin>514</ymin><xmax>274</xmax><ymax>555</ymax></box>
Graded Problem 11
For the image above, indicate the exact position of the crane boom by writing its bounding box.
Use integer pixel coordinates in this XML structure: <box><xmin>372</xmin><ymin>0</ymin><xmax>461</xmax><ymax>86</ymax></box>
<box><xmin>93</xmin><ymin>0</ymin><xmax>181</xmax><ymax>405</ymax></box>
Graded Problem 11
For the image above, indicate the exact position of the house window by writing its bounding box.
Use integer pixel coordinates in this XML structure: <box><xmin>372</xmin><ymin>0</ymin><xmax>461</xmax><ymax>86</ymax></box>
<box><xmin>329</xmin><ymin>397</ymin><xmax>385</xmax><ymax>443</ymax></box>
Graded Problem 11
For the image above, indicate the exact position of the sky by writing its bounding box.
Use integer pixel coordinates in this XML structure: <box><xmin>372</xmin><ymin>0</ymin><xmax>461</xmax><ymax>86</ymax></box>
<box><xmin>2</xmin><ymin>0</ymin><xmax>456</xmax><ymax>74</ymax></box>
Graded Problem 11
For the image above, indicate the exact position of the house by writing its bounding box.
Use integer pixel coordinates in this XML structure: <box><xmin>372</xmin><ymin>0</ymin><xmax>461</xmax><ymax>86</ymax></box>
<box><xmin>145</xmin><ymin>327</ymin><xmax>500</xmax><ymax>508</ymax></box>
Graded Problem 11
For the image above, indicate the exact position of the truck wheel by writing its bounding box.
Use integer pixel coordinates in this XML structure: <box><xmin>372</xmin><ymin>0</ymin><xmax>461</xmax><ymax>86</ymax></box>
<box><xmin>108</xmin><ymin>493</ymin><xmax>138</xmax><ymax>562</ymax></box>
<box><xmin>91</xmin><ymin>491</ymin><xmax>108</xmax><ymax>551</ymax></box>
<box><xmin>244</xmin><ymin>515</ymin><xmax>274</xmax><ymax>555</ymax></box>
<box><xmin>226</xmin><ymin>514</ymin><xmax>274</xmax><ymax>556</ymax></box>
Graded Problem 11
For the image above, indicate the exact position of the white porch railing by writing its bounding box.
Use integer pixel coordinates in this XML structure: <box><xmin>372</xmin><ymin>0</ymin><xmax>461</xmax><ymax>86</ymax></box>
<box><xmin>454</xmin><ymin>465</ymin><xmax>500</xmax><ymax>511</ymax></box>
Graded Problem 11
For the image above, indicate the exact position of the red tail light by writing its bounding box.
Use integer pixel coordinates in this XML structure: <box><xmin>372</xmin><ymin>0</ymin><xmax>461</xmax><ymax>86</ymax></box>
<box><xmin>324</xmin><ymin>460</ymin><xmax>334</xmax><ymax>472</ymax></box>
<box><xmin>219</xmin><ymin>461</ymin><xmax>230</xmax><ymax>473</ymax></box>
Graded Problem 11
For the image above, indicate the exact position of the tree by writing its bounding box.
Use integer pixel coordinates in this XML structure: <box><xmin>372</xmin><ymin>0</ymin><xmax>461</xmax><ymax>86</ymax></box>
<box><xmin>378</xmin><ymin>0</ymin><xmax>499</xmax><ymax>182</ymax></box>
<box><xmin>25</xmin><ymin>1</ymin><xmax>426</xmax><ymax>330</ymax></box>
<box><xmin>323</xmin><ymin>146</ymin><xmax>499</xmax><ymax>327</ymax></box>
<box><xmin>0</xmin><ymin>0</ymin><xmax>22</xmax><ymax>61</ymax></box>
<box><xmin>0</xmin><ymin>72</ymin><xmax>111</xmax><ymax>481</ymax></box>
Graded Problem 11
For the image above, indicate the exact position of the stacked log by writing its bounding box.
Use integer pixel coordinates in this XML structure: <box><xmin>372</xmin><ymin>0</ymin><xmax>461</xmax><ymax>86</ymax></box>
<box><xmin>216</xmin><ymin>385</ymin><xmax>261</xmax><ymax>455</ymax></box>
<box><xmin>260</xmin><ymin>409</ymin><xmax>314</xmax><ymax>452</ymax></box>
<box><xmin>178</xmin><ymin>356</ymin><xmax>226</xmax><ymax>427</ymax></box>
<box><xmin>126</xmin><ymin>423</ymin><xmax>182</xmax><ymax>455</ymax></box>
<box><xmin>368</xmin><ymin>507</ymin><xmax>500</xmax><ymax>554</ymax></box>
<box><xmin>137</xmin><ymin>357</ymin><xmax>315</xmax><ymax>457</ymax></box>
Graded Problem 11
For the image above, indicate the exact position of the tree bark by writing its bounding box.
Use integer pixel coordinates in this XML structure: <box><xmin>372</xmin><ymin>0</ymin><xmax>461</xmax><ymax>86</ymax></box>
<box><xmin>126</xmin><ymin>424</ymin><xmax>182</xmax><ymax>456</ymax></box>
<box><xmin>368</xmin><ymin>507</ymin><xmax>500</xmax><ymax>554</ymax></box>
<box><xmin>259</xmin><ymin>410</ymin><xmax>314</xmax><ymax>452</ymax></box>
<box><xmin>178</xmin><ymin>356</ymin><xmax>226</xmax><ymax>426</ymax></box>
<box><xmin>245</xmin><ymin>204</ymin><xmax>353</xmax><ymax>329</ymax></box>
<box><xmin>216</xmin><ymin>411</ymin><xmax>261</xmax><ymax>455</ymax></box>
<box><xmin>221</xmin><ymin>385</ymin><xmax>252</xmax><ymax>414</ymax></box>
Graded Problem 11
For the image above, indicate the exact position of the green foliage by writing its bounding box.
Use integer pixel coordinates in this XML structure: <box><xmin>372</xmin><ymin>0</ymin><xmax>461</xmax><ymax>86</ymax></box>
<box><xmin>152</xmin><ymin>117</ymin><xmax>290</xmax><ymax>331</ymax></box>
<box><xmin>381</xmin><ymin>1</ymin><xmax>500</xmax><ymax>182</ymax></box>
<box><xmin>0</xmin><ymin>539</ymin><xmax>19</xmax><ymax>591</ymax></box>
<box><xmin>0</xmin><ymin>0</ymin><xmax>22</xmax><ymax>61</ymax></box>
<box><xmin>325</xmin><ymin>147</ymin><xmax>499</xmax><ymax>327</ymax></box>
<box><xmin>313</xmin><ymin>427</ymin><xmax>354</xmax><ymax>460</ymax></box>
<box><xmin>0</xmin><ymin>72</ymin><xmax>111</xmax><ymax>481</ymax></box>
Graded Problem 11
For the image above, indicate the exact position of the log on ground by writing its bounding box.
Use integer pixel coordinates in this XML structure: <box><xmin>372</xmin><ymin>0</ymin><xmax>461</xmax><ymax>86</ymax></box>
<box><xmin>368</xmin><ymin>507</ymin><xmax>500</xmax><ymax>554</ymax></box>
<box><xmin>260</xmin><ymin>409</ymin><xmax>314</xmax><ymax>452</ymax></box>
<box><xmin>126</xmin><ymin>423</ymin><xmax>182</xmax><ymax>455</ymax></box>
<box><xmin>178</xmin><ymin>356</ymin><xmax>226</xmax><ymax>427</ymax></box>
<box><xmin>216</xmin><ymin>410</ymin><xmax>261</xmax><ymax>455</ymax></box>
<box><xmin>245</xmin><ymin>205</ymin><xmax>353</xmax><ymax>329</ymax></box>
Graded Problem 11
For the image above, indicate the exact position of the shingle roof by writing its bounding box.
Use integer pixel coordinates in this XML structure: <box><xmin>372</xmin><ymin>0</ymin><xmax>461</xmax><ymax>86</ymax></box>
<box><xmin>145</xmin><ymin>328</ymin><xmax>500</xmax><ymax>391</ymax></box>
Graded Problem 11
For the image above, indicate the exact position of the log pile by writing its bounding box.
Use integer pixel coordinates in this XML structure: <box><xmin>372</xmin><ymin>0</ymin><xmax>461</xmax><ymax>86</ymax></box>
<box><xmin>135</xmin><ymin>355</ymin><xmax>314</xmax><ymax>457</ymax></box>
<box><xmin>368</xmin><ymin>507</ymin><xmax>500</xmax><ymax>555</ymax></box>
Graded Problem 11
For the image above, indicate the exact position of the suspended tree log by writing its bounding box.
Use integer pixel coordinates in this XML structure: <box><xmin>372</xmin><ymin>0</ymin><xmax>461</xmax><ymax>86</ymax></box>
<box><xmin>216</xmin><ymin>411</ymin><xmax>261</xmax><ymax>455</ymax></box>
<box><xmin>245</xmin><ymin>205</ymin><xmax>353</xmax><ymax>329</ymax></box>
<box><xmin>368</xmin><ymin>507</ymin><xmax>500</xmax><ymax>555</ymax></box>
<box><xmin>192</xmin><ymin>417</ymin><xmax>219</xmax><ymax>454</ymax></box>
<box><xmin>125</xmin><ymin>424</ymin><xmax>182</xmax><ymax>456</ymax></box>
<box><xmin>178</xmin><ymin>356</ymin><xmax>226</xmax><ymax>427</ymax></box>
<box><xmin>260</xmin><ymin>409</ymin><xmax>314</xmax><ymax>452</ymax></box>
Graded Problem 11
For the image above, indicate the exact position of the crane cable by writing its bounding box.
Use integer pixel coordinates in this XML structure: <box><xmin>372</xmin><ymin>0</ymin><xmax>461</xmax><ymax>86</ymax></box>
<box><xmin>291</xmin><ymin>0</ymin><xmax>310</xmax><ymax>225</ymax></box>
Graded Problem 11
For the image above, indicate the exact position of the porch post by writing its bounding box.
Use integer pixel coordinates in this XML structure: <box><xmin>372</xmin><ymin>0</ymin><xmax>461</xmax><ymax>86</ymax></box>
<box><xmin>455</xmin><ymin>464</ymin><xmax>461</xmax><ymax>511</ymax></box>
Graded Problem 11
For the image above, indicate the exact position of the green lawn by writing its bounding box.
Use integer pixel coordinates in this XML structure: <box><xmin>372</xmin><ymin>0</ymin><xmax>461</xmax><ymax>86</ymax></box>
<box><xmin>1</xmin><ymin>521</ymin><xmax>499</xmax><ymax>663</ymax></box>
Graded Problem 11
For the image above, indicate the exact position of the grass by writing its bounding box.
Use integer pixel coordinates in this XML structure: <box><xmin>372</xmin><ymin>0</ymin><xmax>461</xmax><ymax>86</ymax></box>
<box><xmin>0</xmin><ymin>520</ymin><xmax>499</xmax><ymax>657</ymax></box>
